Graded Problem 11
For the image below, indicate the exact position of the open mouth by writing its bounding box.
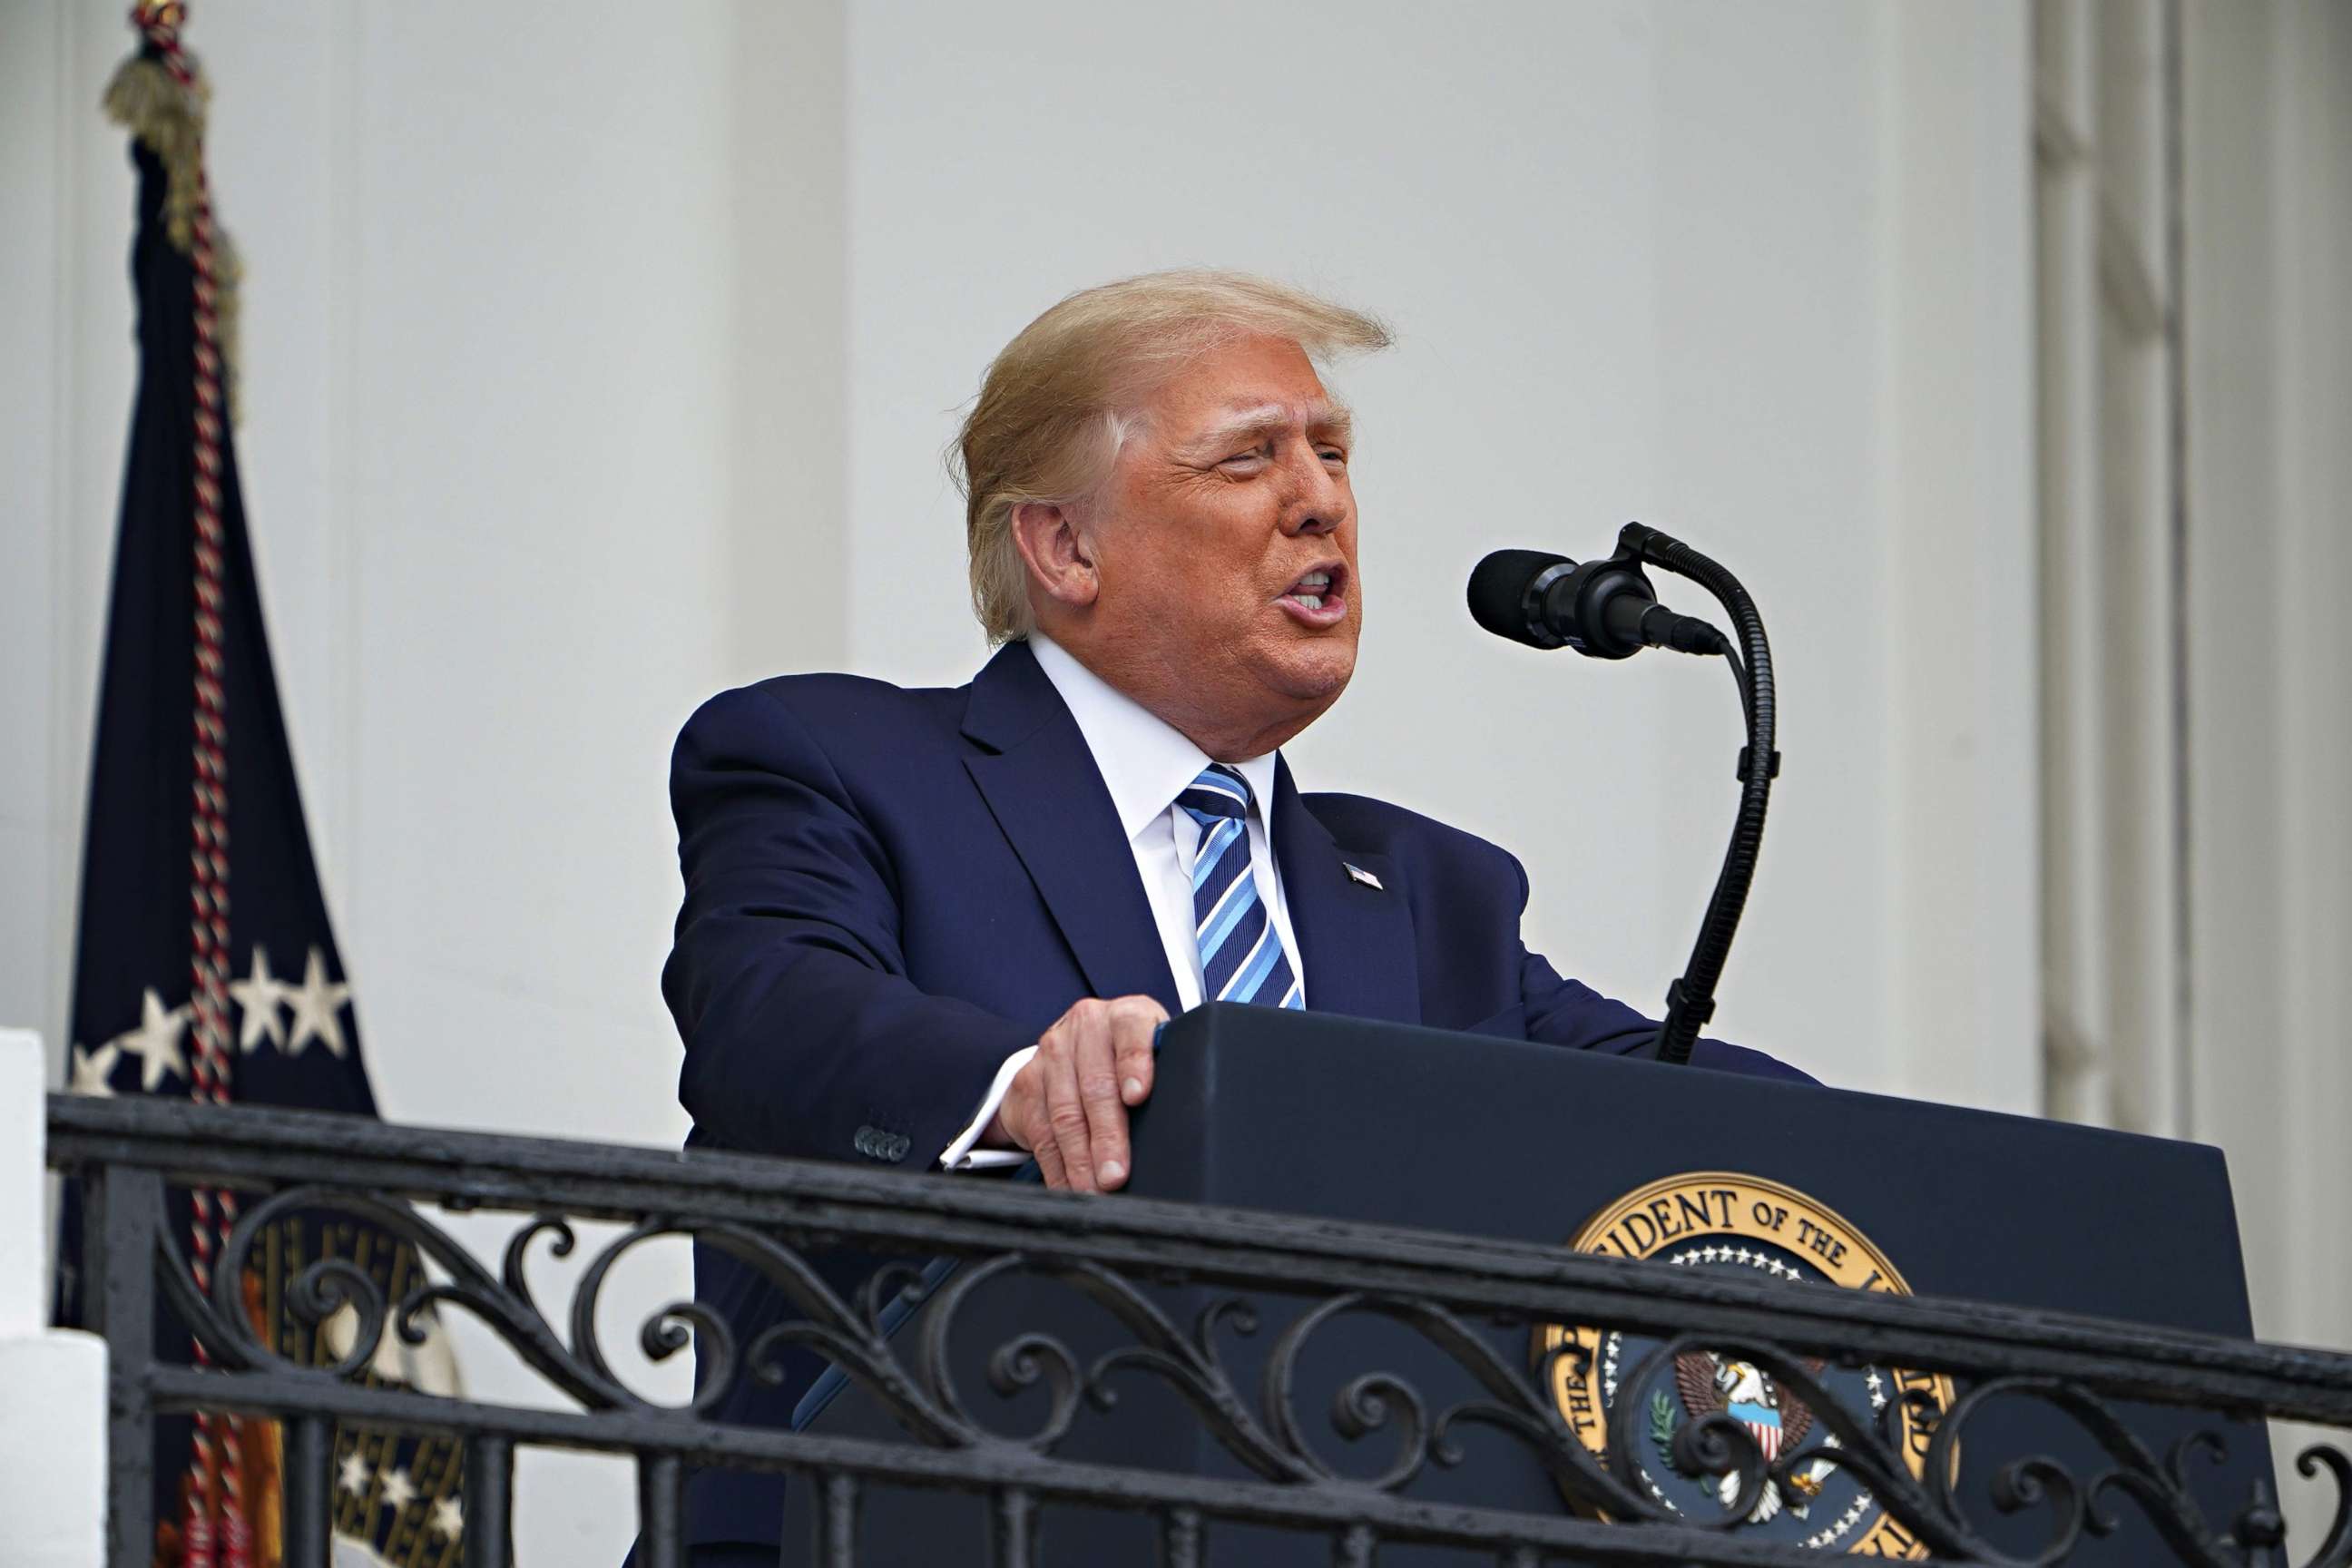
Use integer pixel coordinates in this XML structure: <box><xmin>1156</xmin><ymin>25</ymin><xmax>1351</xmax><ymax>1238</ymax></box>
<box><xmin>1277</xmin><ymin>564</ymin><xmax>1349</xmax><ymax>625</ymax></box>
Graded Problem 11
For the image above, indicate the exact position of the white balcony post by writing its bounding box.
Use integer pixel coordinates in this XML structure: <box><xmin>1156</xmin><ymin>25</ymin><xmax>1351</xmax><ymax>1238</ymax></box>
<box><xmin>0</xmin><ymin>1028</ymin><xmax>107</xmax><ymax>1566</ymax></box>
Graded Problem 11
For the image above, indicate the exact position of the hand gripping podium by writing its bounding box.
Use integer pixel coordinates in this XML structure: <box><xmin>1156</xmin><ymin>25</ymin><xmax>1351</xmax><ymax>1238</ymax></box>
<box><xmin>794</xmin><ymin>1005</ymin><xmax>2269</xmax><ymax>1563</ymax></box>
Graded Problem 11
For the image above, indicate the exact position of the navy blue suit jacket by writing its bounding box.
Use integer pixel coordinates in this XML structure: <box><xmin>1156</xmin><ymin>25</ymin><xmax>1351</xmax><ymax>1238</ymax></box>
<box><xmin>661</xmin><ymin>639</ymin><xmax>1805</xmax><ymax>1547</ymax></box>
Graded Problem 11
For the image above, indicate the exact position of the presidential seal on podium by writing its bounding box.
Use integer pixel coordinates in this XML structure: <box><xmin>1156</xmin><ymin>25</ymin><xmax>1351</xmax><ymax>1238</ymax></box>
<box><xmin>1534</xmin><ymin>1172</ymin><xmax>1955</xmax><ymax>1556</ymax></box>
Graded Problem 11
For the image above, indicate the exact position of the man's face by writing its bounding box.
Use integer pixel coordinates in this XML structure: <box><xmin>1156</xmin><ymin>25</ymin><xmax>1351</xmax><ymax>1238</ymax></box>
<box><xmin>1075</xmin><ymin>333</ymin><xmax>1361</xmax><ymax>758</ymax></box>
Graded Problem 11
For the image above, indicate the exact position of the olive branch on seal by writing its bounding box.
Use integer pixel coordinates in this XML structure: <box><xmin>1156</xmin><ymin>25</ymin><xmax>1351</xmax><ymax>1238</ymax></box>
<box><xmin>1649</xmin><ymin>1387</ymin><xmax>1683</xmax><ymax>1473</ymax></box>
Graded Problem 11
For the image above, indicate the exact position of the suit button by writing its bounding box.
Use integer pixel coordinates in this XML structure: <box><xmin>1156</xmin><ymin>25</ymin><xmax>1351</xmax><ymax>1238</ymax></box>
<box><xmin>885</xmin><ymin>1133</ymin><xmax>911</xmax><ymax>1163</ymax></box>
<box><xmin>854</xmin><ymin>1125</ymin><xmax>882</xmax><ymax>1159</ymax></box>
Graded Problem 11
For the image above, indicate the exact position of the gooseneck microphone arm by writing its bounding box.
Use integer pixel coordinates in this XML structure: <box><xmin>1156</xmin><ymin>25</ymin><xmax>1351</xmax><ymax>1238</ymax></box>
<box><xmin>1612</xmin><ymin>522</ymin><xmax>1777</xmax><ymax>1066</ymax></box>
<box><xmin>1465</xmin><ymin>525</ymin><xmax>1778</xmax><ymax>1067</ymax></box>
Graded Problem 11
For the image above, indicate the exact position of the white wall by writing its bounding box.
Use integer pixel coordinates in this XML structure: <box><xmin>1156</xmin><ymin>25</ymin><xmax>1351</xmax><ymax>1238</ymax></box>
<box><xmin>842</xmin><ymin>0</ymin><xmax>2037</xmax><ymax>1108</ymax></box>
<box><xmin>3</xmin><ymin>1</ymin><xmax>2043</xmax><ymax>1560</ymax></box>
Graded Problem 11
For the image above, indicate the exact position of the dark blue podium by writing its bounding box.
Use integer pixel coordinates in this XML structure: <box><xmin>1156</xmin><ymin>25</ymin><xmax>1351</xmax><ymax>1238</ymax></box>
<box><xmin>791</xmin><ymin>1005</ymin><xmax>2268</xmax><ymax>1563</ymax></box>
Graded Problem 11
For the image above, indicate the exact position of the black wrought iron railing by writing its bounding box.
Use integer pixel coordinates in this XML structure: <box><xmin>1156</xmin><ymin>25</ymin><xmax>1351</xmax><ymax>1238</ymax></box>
<box><xmin>45</xmin><ymin>1093</ymin><xmax>2352</xmax><ymax>1567</ymax></box>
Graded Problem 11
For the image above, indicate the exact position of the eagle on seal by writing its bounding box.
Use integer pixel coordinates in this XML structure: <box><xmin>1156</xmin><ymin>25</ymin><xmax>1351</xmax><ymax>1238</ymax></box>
<box><xmin>1672</xmin><ymin>1352</ymin><xmax>1827</xmax><ymax>1523</ymax></box>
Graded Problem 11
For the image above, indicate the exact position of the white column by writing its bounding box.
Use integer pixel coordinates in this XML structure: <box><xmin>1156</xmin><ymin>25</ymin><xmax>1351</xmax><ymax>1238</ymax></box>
<box><xmin>1875</xmin><ymin>0</ymin><xmax>2039</xmax><ymax>1115</ymax></box>
<box><xmin>0</xmin><ymin>1028</ymin><xmax>107</xmax><ymax>1567</ymax></box>
<box><xmin>2180</xmin><ymin>0</ymin><xmax>2352</xmax><ymax>1546</ymax></box>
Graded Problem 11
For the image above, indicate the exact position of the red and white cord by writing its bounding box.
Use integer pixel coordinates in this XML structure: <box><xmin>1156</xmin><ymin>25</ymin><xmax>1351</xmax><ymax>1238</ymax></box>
<box><xmin>136</xmin><ymin>5</ymin><xmax>249</xmax><ymax>1566</ymax></box>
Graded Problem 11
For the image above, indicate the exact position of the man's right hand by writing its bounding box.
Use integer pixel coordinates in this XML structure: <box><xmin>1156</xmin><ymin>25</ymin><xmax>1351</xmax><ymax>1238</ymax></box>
<box><xmin>983</xmin><ymin>995</ymin><xmax>1166</xmax><ymax>1192</ymax></box>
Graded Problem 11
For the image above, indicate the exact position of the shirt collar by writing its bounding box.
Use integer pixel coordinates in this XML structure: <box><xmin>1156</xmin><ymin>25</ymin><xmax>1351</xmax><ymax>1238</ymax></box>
<box><xmin>1026</xmin><ymin>632</ymin><xmax>1283</xmax><ymax>843</ymax></box>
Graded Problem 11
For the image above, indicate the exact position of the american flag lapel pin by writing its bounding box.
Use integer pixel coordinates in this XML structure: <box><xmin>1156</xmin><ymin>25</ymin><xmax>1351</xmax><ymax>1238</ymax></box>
<box><xmin>1343</xmin><ymin>861</ymin><xmax>1385</xmax><ymax>891</ymax></box>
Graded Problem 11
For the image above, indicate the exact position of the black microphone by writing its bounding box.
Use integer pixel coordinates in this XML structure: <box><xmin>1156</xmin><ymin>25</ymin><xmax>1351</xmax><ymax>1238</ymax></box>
<box><xmin>1466</xmin><ymin>548</ymin><xmax>1728</xmax><ymax>659</ymax></box>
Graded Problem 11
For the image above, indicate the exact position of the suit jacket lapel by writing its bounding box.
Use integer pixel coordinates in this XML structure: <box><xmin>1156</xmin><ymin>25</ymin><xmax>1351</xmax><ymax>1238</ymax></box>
<box><xmin>962</xmin><ymin>642</ymin><xmax>1181</xmax><ymax>1015</ymax></box>
<box><xmin>1271</xmin><ymin>760</ymin><xmax>1420</xmax><ymax>1024</ymax></box>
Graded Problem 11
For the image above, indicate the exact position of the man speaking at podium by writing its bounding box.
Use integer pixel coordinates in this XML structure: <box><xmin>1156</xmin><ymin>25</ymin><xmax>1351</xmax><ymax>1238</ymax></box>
<box><xmin>659</xmin><ymin>270</ymin><xmax>1804</xmax><ymax>1554</ymax></box>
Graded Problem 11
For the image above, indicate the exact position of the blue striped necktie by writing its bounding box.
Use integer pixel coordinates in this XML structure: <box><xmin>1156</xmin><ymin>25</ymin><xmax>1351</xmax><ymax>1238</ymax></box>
<box><xmin>1177</xmin><ymin>765</ymin><xmax>1303</xmax><ymax>1010</ymax></box>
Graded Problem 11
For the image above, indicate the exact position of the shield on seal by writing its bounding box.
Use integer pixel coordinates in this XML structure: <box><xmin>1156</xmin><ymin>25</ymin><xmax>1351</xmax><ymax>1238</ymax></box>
<box><xmin>1731</xmin><ymin>1400</ymin><xmax>1783</xmax><ymax>1463</ymax></box>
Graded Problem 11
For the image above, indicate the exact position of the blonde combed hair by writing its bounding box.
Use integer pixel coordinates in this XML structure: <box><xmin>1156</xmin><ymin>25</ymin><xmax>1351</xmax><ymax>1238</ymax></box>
<box><xmin>952</xmin><ymin>270</ymin><xmax>1393</xmax><ymax>644</ymax></box>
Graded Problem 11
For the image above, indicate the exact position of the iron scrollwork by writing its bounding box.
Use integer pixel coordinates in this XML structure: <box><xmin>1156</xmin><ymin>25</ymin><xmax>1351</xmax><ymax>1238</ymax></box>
<box><xmin>51</xmin><ymin>1094</ymin><xmax>2352</xmax><ymax>1564</ymax></box>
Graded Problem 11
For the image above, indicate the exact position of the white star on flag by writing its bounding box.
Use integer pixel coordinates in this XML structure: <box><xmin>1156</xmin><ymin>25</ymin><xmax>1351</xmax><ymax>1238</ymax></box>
<box><xmin>381</xmin><ymin>1465</ymin><xmax>416</xmax><ymax>1512</ymax></box>
<box><xmin>285</xmin><ymin>946</ymin><xmax>352</xmax><ymax>1057</ymax></box>
<box><xmin>338</xmin><ymin>1449</ymin><xmax>370</xmax><ymax>1495</ymax></box>
<box><xmin>68</xmin><ymin>1041</ymin><xmax>122</xmax><ymax>1097</ymax></box>
<box><xmin>230</xmin><ymin>945</ymin><xmax>289</xmax><ymax>1053</ymax></box>
<box><xmin>430</xmin><ymin>1494</ymin><xmax>464</xmax><ymax>1540</ymax></box>
<box><xmin>113</xmin><ymin>988</ymin><xmax>189</xmax><ymax>1091</ymax></box>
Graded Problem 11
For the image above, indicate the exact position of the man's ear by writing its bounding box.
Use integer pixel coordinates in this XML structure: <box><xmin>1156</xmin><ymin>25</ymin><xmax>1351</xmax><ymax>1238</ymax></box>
<box><xmin>1009</xmin><ymin>501</ymin><xmax>1100</xmax><ymax>611</ymax></box>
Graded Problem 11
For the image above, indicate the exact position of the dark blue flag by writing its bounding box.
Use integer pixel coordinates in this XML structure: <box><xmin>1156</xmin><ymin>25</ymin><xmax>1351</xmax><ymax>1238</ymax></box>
<box><xmin>56</xmin><ymin>10</ymin><xmax>467</xmax><ymax>1565</ymax></box>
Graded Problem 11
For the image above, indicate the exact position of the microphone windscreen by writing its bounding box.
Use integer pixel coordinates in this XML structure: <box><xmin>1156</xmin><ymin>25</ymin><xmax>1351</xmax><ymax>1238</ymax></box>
<box><xmin>1466</xmin><ymin>549</ymin><xmax>1571</xmax><ymax>645</ymax></box>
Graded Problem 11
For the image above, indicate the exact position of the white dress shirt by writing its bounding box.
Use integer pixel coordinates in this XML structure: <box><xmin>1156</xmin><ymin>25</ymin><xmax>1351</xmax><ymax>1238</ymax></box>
<box><xmin>937</xmin><ymin>632</ymin><xmax>1307</xmax><ymax>1169</ymax></box>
